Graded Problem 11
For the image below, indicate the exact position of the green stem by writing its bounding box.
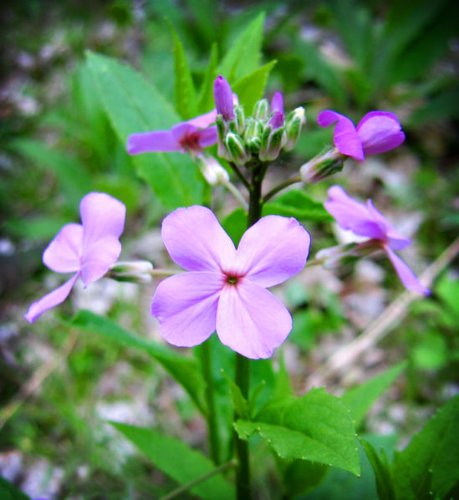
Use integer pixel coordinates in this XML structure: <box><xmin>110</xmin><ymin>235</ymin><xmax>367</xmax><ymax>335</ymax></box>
<box><xmin>262</xmin><ymin>175</ymin><xmax>301</xmax><ymax>203</ymax></box>
<box><xmin>200</xmin><ymin>340</ymin><xmax>221</xmax><ymax>465</ymax></box>
<box><xmin>230</xmin><ymin>162</ymin><xmax>251</xmax><ymax>190</ymax></box>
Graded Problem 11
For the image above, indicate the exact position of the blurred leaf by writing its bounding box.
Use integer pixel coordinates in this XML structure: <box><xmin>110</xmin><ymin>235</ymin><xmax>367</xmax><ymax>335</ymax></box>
<box><xmin>362</xmin><ymin>439</ymin><xmax>396</xmax><ymax>500</ymax></box>
<box><xmin>392</xmin><ymin>394</ymin><xmax>459</xmax><ymax>499</ymax></box>
<box><xmin>5</xmin><ymin>215</ymin><xmax>69</xmax><ymax>240</ymax></box>
<box><xmin>221</xmin><ymin>207</ymin><xmax>247</xmax><ymax>246</ymax></box>
<box><xmin>411</xmin><ymin>87</ymin><xmax>459</xmax><ymax>124</ymax></box>
<box><xmin>281</xmin><ymin>460</ymin><xmax>328</xmax><ymax>497</ymax></box>
<box><xmin>0</xmin><ymin>477</ymin><xmax>30</xmax><ymax>500</ymax></box>
<box><xmin>219</xmin><ymin>13</ymin><xmax>265</xmax><ymax>81</ymax></box>
<box><xmin>342</xmin><ymin>363</ymin><xmax>406</xmax><ymax>428</ymax></box>
<box><xmin>233</xmin><ymin>61</ymin><xmax>277</xmax><ymax>114</ymax></box>
<box><xmin>436</xmin><ymin>275</ymin><xmax>459</xmax><ymax>318</ymax></box>
<box><xmin>198</xmin><ymin>43</ymin><xmax>219</xmax><ymax>113</ymax></box>
<box><xmin>172</xmin><ymin>28</ymin><xmax>198</xmax><ymax>119</ymax></box>
<box><xmin>412</xmin><ymin>333</ymin><xmax>448</xmax><ymax>371</ymax></box>
<box><xmin>112</xmin><ymin>422</ymin><xmax>235</xmax><ymax>499</ymax></box>
<box><xmin>71</xmin><ymin>310</ymin><xmax>207</xmax><ymax>415</ymax></box>
<box><xmin>235</xmin><ymin>388</ymin><xmax>360</xmax><ymax>475</ymax></box>
<box><xmin>263</xmin><ymin>189</ymin><xmax>332</xmax><ymax>222</ymax></box>
<box><xmin>86</xmin><ymin>51</ymin><xmax>204</xmax><ymax>209</ymax></box>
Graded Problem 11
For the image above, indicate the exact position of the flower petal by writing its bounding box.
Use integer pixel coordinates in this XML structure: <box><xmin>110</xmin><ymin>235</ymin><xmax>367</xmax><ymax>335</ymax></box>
<box><xmin>357</xmin><ymin>111</ymin><xmax>405</xmax><ymax>155</ymax></box>
<box><xmin>80</xmin><ymin>236</ymin><xmax>122</xmax><ymax>286</ymax></box>
<box><xmin>187</xmin><ymin>109</ymin><xmax>217</xmax><ymax>128</ymax></box>
<box><xmin>384</xmin><ymin>246</ymin><xmax>429</xmax><ymax>295</ymax></box>
<box><xmin>151</xmin><ymin>271</ymin><xmax>222</xmax><ymax>347</ymax></box>
<box><xmin>161</xmin><ymin>206</ymin><xmax>236</xmax><ymax>271</ymax></box>
<box><xmin>271</xmin><ymin>91</ymin><xmax>284</xmax><ymax>115</ymax></box>
<box><xmin>235</xmin><ymin>216</ymin><xmax>310</xmax><ymax>287</ymax></box>
<box><xmin>24</xmin><ymin>274</ymin><xmax>79</xmax><ymax>323</ymax></box>
<box><xmin>197</xmin><ymin>126</ymin><xmax>218</xmax><ymax>148</ymax></box>
<box><xmin>126</xmin><ymin>130</ymin><xmax>180</xmax><ymax>154</ymax></box>
<box><xmin>317</xmin><ymin>110</ymin><xmax>364</xmax><ymax>161</ymax></box>
<box><xmin>43</xmin><ymin>223</ymin><xmax>83</xmax><ymax>273</ymax></box>
<box><xmin>325</xmin><ymin>186</ymin><xmax>387</xmax><ymax>240</ymax></box>
<box><xmin>216</xmin><ymin>281</ymin><xmax>292</xmax><ymax>359</ymax></box>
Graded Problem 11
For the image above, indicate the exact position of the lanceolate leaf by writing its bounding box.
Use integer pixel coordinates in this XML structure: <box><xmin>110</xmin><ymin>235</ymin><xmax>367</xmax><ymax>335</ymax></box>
<box><xmin>86</xmin><ymin>51</ymin><xmax>204</xmax><ymax>209</ymax></box>
<box><xmin>112</xmin><ymin>423</ymin><xmax>235</xmax><ymax>499</ymax></box>
<box><xmin>71</xmin><ymin>310</ymin><xmax>207</xmax><ymax>414</ymax></box>
<box><xmin>198</xmin><ymin>43</ymin><xmax>219</xmax><ymax>113</ymax></box>
<box><xmin>235</xmin><ymin>388</ymin><xmax>360</xmax><ymax>475</ymax></box>
<box><xmin>362</xmin><ymin>440</ymin><xmax>396</xmax><ymax>500</ymax></box>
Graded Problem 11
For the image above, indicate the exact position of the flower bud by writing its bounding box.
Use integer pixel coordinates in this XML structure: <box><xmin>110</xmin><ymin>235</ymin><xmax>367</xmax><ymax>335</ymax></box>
<box><xmin>259</xmin><ymin>126</ymin><xmax>285</xmax><ymax>162</ymax></box>
<box><xmin>108</xmin><ymin>261</ymin><xmax>154</xmax><ymax>284</ymax></box>
<box><xmin>234</xmin><ymin>105</ymin><xmax>245</xmax><ymax>135</ymax></box>
<box><xmin>284</xmin><ymin>107</ymin><xmax>305</xmax><ymax>151</ymax></box>
<box><xmin>196</xmin><ymin>155</ymin><xmax>230</xmax><ymax>186</ymax></box>
<box><xmin>225</xmin><ymin>132</ymin><xmax>250</xmax><ymax>166</ymax></box>
<box><xmin>300</xmin><ymin>149</ymin><xmax>344</xmax><ymax>184</ymax></box>
<box><xmin>271</xmin><ymin>91</ymin><xmax>284</xmax><ymax>115</ymax></box>
<box><xmin>214</xmin><ymin>76</ymin><xmax>235</xmax><ymax>121</ymax></box>
<box><xmin>253</xmin><ymin>98</ymin><xmax>269</xmax><ymax>121</ymax></box>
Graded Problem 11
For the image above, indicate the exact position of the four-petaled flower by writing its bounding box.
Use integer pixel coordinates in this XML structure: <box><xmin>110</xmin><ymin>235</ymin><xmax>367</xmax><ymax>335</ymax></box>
<box><xmin>151</xmin><ymin>206</ymin><xmax>311</xmax><ymax>359</ymax></box>
<box><xmin>127</xmin><ymin>110</ymin><xmax>217</xmax><ymax>155</ymax></box>
<box><xmin>318</xmin><ymin>110</ymin><xmax>405</xmax><ymax>161</ymax></box>
<box><xmin>25</xmin><ymin>192</ymin><xmax>126</xmax><ymax>323</ymax></box>
<box><xmin>324</xmin><ymin>186</ymin><xmax>429</xmax><ymax>295</ymax></box>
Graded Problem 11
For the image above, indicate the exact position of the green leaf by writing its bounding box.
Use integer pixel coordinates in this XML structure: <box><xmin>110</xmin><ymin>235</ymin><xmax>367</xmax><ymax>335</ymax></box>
<box><xmin>233</xmin><ymin>60</ymin><xmax>277</xmax><ymax>113</ymax></box>
<box><xmin>342</xmin><ymin>363</ymin><xmax>406</xmax><ymax>428</ymax></box>
<box><xmin>235</xmin><ymin>388</ymin><xmax>360</xmax><ymax>475</ymax></box>
<box><xmin>71</xmin><ymin>310</ymin><xmax>207</xmax><ymax>414</ymax></box>
<box><xmin>362</xmin><ymin>439</ymin><xmax>396</xmax><ymax>500</ymax></box>
<box><xmin>198</xmin><ymin>43</ymin><xmax>219</xmax><ymax>113</ymax></box>
<box><xmin>392</xmin><ymin>394</ymin><xmax>459</xmax><ymax>499</ymax></box>
<box><xmin>172</xmin><ymin>28</ymin><xmax>198</xmax><ymax>119</ymax></box>
<box><xmin>281</xmin><ymin>460</ymin><xmax>328</xmax><ymax>497</ymax></box>
<box><xmin>112</xmin><ymin>423</ymin><xmax>235</xmax><ymax>499</ymax></box>
<box><xmin>219</xmin><ymin>13</ymin><xmax>265</xmax><ymax>81</ymax></box>
<box><xmin>0</xmin><ymin>477</ymin><xmax>30</xmax><ymax>500</ymax></box>
<box><xmin>263</xmin><ymin>189</ymin><xmax>332</xmax><ymax>222</ymax></box>
<box><xmin>221</xmin><ymin>207</ymin><xmax>247</xmax><ymax>246</ymax></box>
<box><xmin>86</xmin><ymin>51</ymin><xmax>204</xmax><ymax>209</ymax></box>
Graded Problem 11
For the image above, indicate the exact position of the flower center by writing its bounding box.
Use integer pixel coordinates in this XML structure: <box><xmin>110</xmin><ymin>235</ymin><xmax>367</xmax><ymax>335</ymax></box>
<box><xmin>179</xmin><ymin>132</ymin><xmax>201</xmax><ymax>152</ymax></box>
<box><xmin>224</xmin><ymin>272</ymin><xmax>242</xmax><ymax>286</ymax></box>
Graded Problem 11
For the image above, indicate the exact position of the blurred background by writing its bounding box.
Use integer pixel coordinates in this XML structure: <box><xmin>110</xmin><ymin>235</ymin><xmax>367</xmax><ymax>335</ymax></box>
<box><xmin>1</xmin><ymin>0</ymin><xmax>458</xmax><ymax>498</ymax></box>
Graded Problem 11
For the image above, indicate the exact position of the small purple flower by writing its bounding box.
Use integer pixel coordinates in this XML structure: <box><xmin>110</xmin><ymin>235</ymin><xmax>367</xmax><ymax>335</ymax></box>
<box><xmin>269</xmin><ymin>91</ymin><xmax>285</xmax><ymax>129</ymax></box>
<box><xmin>151</xmin><ymin>206</ymin><xmax>310</xmax><ymax>359</ymax></box>
<box><xmin>318</xmin><ymin>110</ymin><xmax>405</xmax><ymax>161</ymax></box>
<box><xmin>324</xmin><ymin>186</ymin><xmax>429</xmax><ymax>295</ymax></box>
<box><xmin>214</xmin><ymin>75</ymin><xmax>235</xmax><ymax>121</ymax></box>
<box><xmin>25</xmin><ymin>193</ymin><xmax>126</xmax><ymax>323</ymax></box>
<box><xmin>127</xmin><ymin>109</ymin><xmax>217</xmax><ymax>155</ymax></box>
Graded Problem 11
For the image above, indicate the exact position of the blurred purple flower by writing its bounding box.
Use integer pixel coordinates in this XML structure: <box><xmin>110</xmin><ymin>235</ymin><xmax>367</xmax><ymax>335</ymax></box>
<box><xmin>325</xmin><ymin>186</ymin><xmax>429</xmax><ymax>295</ymax></box>
<box><xmin>214</xmin><ymin>75</ymin><xmax>235</xmax><ymax>121</ymax></box>
<box><xmin>151</xmin><ymin>206</ymin><xmax>310</xmax><ymax>359</ymax></box>
<box><xmin>127</xmin><ymin>109</ymin><xmax>217</xmax><ymax>155</ymax></box>
<box><xmin>269</xmin><ymin>91</ymin><xmax>285</xmax><ymax>129</ymax></box>
<box><xmin>318</xmin><ymin>110</ymin><xmax>405</xmax><ymax>161</ymax></box>
<box><xmin>25</xmin><ymin>193</ymin><xmax>126</xmax><ymax>322</ymax></box>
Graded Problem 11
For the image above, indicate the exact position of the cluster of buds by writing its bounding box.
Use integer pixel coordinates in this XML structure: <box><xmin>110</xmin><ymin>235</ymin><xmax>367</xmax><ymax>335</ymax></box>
<box><xmin>214</xmin><ymin>76</ymin><xmax>305</xmax><ymax>166</ymax></box>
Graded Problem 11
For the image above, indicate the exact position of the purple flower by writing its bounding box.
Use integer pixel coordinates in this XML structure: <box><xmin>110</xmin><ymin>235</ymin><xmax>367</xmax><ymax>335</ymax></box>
<box><xmin>324</xmin><ymin>186</ymin><xmax>429</xmax><ymax>295</ymax></box>
<box><xmin>127</xmin><ymin>110</ymin><xmax>217</xmax><ymax>155</ymax></box>
<box><xmin>318</xmin><ymin>110</ymin><xmax>405</xmax><ymax>161</ymax></box>
<box><xmin>25</xmin><ymin>193</ymin><xmax>126</xmax><ymax>323</ymax></box>
<box><xmin>269</xmin><ymin>91</ymin><xmax>285</xmax><ymax>129</ymax></box>
<box><xmin>151</xmin><ymin>206</ymin><xmax>310</xmax><ymax>359</ymax></box>
<box><xmin>214</xmin><ymin>75</ymin><xmax>235</xmax><ymax>121</ymax></box>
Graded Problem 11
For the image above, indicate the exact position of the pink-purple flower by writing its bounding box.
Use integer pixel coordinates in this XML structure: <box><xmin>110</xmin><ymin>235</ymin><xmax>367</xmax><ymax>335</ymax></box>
<box><xmin>324</xmin><ymin>186</ymin><xmax>429</xmax><ymax>295</ymax></box>
<box><xmin>151</xmin><ymin>206</ymin><xmax>310</xmax><ymax>359</ymax></box>
<box><xmin>318</xmin><ymin>110</ymin><xmax>405</xmax><ymax>161</ymax></box>
<box><xmin>214</xmin><ymin>76</ymin><xmax>235</xmax><ymax>121</ymax></box>
<box><xmin>127</xmin><ymin>110</ymin><xmax>217</xmax><ymax>155</ymax></box>
<box><xmin>25</xmin><ymin>192</ymin><xmax>126</xmax><ymax>323</ymax></box>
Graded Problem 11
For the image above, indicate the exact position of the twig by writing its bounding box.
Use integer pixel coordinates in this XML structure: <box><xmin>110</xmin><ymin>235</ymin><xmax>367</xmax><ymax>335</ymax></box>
<box><xmin>309</xmin><ymin>237</ymin><xmax>459</xmax><ymax>385</ymax></box>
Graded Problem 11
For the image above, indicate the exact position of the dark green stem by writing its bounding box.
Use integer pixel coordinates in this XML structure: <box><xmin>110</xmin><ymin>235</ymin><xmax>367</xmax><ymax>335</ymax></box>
<box><xmin>200</xmin><ymin>340</ymin><xmax>221</xmax><ymax>465</ymax></box>
<box><xmin>229</xmin><ymin>162</ymin><xmax>251</xmax><ymax>191</ymax></box>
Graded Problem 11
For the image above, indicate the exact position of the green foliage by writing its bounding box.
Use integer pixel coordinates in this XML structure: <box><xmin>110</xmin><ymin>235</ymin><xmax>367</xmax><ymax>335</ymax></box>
<box><xmin>235</xmin><ymin>388</ymin><xmax>360</xmax><ymax>475</ymax></box>
<box><xmin>112</xmin><ymin>422</ymin><xmax>235</xmax><ymax>499</ymax></box>
<box><xmin>0</xmin><ymin>477</ymin><xmax>30</xmax><ymax>500</ymax></box>
<box><xmin>362</xmin><ymin>440</ymin><xmax>396</xmax><ymax>500</ymax></box>
<box><xmin>71</xmin><ymin>310</ymin><xmax>207</xmax><ymax>414</ymax></box>
<box><xmin>86</xmin><ymin>51</ymin><xmax>205</xmax><ymax>209</ymax></box>
<box><xmin>197</xmin><ymin>43</ymin><xmax>219</xmax><ymax>113</ymax></box>
<box><xmin>264</xmin><ymin>189</ymin><xmax>332</xmax><ymax>222</ymax></box>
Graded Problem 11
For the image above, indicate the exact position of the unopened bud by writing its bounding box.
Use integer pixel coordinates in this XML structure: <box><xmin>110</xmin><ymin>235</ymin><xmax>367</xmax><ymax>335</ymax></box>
<box><xmin>225</xmin><ymin>132</ymin><xmax>250</xmax><ymax>166</ymax></box>
<box><xmin>216</xmin><ymin>114</ymin><xmax>231</xmax><ymax>160</ymax></box>
<box><xmin>214</xmin><ymin>75</ymin><xmax>235</xmax><ymax>121</ymax></box>
<box><xmin>284</xmin><ymin>107</ymin><xmax>305</xmax><ymax>151</ymax></box>
<box><xmin>109</xmin><ymin>261</ymin><xmax>154</xmax><ymax>284</ymax></box>
<box><xmin>259</xmin><ymin>126</ymin><xmax>285</xmax><ymax>162</ymax></box>
<box><xmin>244</xmin><ymin>118</ymin><xmax>262</xmax><ymax>142</ymax></box>
<box><xmin>253</xmin><ymin>99</ymin><xmax>269</xmax><ymax>121</ymax></box>
<box><xmin>300</xmin><ymin>149</ymin><xmax>343</xmax><ymax>184</ymax></box>
<box><xmin>196</xmin><ymin>155</ymin><xmax>230</xmax><ymax>186</ymax></box>
<box><xmin>234</xmin><ymin>106</ymin><xmax>245</xmax><ymax>135</ymax></box>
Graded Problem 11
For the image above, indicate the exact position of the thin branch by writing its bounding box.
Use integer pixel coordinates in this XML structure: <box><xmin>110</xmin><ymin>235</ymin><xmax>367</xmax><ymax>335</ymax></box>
<box><xmin>262</xmin><ymin>175</ymin><xmax>302</xmax><ymax>203</ymax></box>
<box><xmin>229</xmin><ymin>162</ymin><xmax>250</xmax><ymax>190</ymax></box>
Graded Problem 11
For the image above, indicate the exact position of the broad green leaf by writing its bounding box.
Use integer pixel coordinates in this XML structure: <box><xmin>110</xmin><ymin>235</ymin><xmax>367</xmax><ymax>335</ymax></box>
<box><xmin>86</xmin><ymin>51</ymin><xmax>204</xmax><ymax>209</ymax></box>
<box><xmin>362</xmin><ymin>440</ymin><xmax>396</xmax><ymax>500</ymax></box>
<box><xmin>198</xmin><ymin>43</ymin><xmax>219</xmax><ymax>113</ymax></box>
<box><xmin>281</xmin><ymin>460</ymin><xmax>328</xmax><ymax>497</ymax></box>
<box><xmin>392</xmin><ymin>394</ymin><xmax>459</xmax><ymax>499</ymax></box>
<box><xmin>0</xmin><ymin>477</ymin><xmax>30</xmax><ymax>500</ymax></box>
<box><xmin>219</xmin><ymin>13</ymin><xmax>265</xmax><ymax>81</ymax></box>
<box><xmin>233</xmin><ymin>61</ymin><xmax>277</xmax><ymax>113</ymax></box>
<box><xmin>112</xmin><ymin>422</ymin><xmax>235</xmax><ymax>499</ymax></box>
<box><xmin>263</xmin><ymin>189</ymin><xmax>332</xmax><ymax>222</ymax></box>
<box><xmin>71</xmin><ymin>310</ymin><xmax>207</xmax><ymax>414</ymax></box>
<box><xmin>5</xmin><ymin>215</ymin><xmax>69</xmax><ymax>240</ymax></box>
<box><xmin>221</xmin><ymin>207</ymin><xmax>247</xmax><ymax>246</ymax></box>
<box><xmin>342</xmin><ymin>363</ymin><xmax>406</xmax><ymax>428</ymax></box>
<box><xmin>172</xmin><ymin>28</ymin><xmax>198</xmax><ymax>119</ymax></box>
<box><xmin>235</xmin><ymin>388</ymin><xmax>360</xmax><ymax>475</ymax></box>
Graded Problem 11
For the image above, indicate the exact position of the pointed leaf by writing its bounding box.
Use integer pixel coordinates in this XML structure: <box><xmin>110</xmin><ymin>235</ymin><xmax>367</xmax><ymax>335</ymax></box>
<box><xmin>112</xmin><ymin>423</ymin><xmax>235</xmax><ymax>499</ymax></box>
<box><xmin>362</xmin><ymin>439</ymin><xmax>396</xmax><ymax>500</ymax></box>
<box><xmin>198</xmin><ymin>43</ymin><xmax>219</xmax><ymax>113</ymax></box>
<box><xmin>71</xmin><ymin>310</ymin><xmax>207</xmax><ymax>414</ymax></box>
<box><xmin>86</xmin><ymin>51</ymin><xmax>204</xmax><ymax>209</ymax></box>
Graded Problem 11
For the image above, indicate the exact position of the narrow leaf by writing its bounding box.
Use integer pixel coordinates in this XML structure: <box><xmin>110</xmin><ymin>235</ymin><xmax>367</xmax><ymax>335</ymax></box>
<box><xmin>362</xmin><ymin>440</ymin><xmax>396</xmax><ymax>500</ymax></box>
<box><xmin>197</xmin><ymin>43</ymin><xmax>219</xmax><ymax>113</ymax></box>
<box><xmin>71</xmin><ymin>310</ymin><xmax>207</xmax><ymax>414</ymax></box>
<box><xmin>112</xmin><ymin>423</ymin><xmax>235</xmax><ymax>499</ymax></box>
